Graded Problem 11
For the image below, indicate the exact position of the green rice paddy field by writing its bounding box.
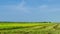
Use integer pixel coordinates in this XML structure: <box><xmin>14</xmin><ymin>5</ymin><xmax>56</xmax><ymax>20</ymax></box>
<box><xmin>0</xmin><ymin>22</ymin><xmax>60</xmax><ymax>34</ymax></box>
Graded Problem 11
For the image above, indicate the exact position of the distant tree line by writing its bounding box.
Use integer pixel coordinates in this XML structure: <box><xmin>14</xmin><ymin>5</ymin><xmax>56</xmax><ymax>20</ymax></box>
<box><xmin>0</xmin><ymin>21</ymin><xmax>51</xmax><ymax>23</ymax></box>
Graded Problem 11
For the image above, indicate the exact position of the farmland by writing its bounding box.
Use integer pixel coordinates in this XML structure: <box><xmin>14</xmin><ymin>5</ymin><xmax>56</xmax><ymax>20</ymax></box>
<box><xmin>0</xmin><ymin>22</ymin><xmax>60</xmax><ymax>34</ymax></box>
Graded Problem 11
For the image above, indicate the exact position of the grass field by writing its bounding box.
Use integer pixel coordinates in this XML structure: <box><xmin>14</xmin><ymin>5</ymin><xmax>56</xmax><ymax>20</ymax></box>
<box><xmin>0</xmin><ymin>22</ymin><xmax>60</xmax><ymax>34</ymax></box>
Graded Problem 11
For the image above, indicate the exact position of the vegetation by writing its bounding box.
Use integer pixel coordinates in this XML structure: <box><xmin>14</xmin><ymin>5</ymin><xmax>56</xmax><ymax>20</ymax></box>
<box><xmin>0</xmin><ymin>22</ymin><xmax>60</xmax><ymax>34</ymax></box>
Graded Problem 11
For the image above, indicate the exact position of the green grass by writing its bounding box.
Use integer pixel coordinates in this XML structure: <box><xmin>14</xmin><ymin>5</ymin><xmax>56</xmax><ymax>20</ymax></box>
<box><xmin>0</xmin><ymin>22</ymin><xmax>59</xmax><ymax>34</ymax></box>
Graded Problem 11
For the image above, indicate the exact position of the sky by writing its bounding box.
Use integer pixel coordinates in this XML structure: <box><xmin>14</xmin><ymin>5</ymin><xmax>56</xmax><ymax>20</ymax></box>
<box><xmin>0</xmin><ymin>0</ymin><xmax>60</xmax><ymax>22</ymax></box>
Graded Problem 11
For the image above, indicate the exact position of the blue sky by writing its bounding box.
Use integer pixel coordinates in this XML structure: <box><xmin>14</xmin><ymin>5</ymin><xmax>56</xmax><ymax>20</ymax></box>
<box><xmin>0</xmin><ymin>0</ymin><xmax>60</xmax><ymax>22</ymax></box>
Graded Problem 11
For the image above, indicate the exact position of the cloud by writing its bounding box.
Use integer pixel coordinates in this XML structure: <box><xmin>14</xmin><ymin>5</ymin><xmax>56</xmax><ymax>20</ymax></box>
<box><xmin>16</xmin><ymin>0</ymin><xmax>31</xmax><ymax>13</ymax></box>
<box><xmin>38</xmin><ymin>4</ymin><xmax>60</xmax><ymax>12</ymax></box>
<box><xmin>0</xmin><ymin>0</ymin><xmax>31</xmax><ymax>14</ymax></box>
<box><xmin>40</xmin><ymin>5</ymin><xmax>48</xmax><ymax>8</ymax></box>
<box><xmin>2</xmin><ymin>0</ymin><xmax>60</xmax><ymax>14</ymax></box>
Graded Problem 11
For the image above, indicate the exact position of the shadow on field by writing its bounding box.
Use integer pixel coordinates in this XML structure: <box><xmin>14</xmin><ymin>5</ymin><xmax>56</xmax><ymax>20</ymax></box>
<box><xmin>0</xmin><ymin>26</ymin><xmax>29</xmax><ymax>30</ymax></box>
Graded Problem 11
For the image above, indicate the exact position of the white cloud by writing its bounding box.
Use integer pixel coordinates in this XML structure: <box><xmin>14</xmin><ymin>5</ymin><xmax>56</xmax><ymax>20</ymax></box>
<box><xmin>16</xmin><ymin>0</ymin><xmax>31</xmax><ymax>13</ymax></box>
<box><xmin>39</xmin><ymin>5</ymin><xmax>48</xmax><ymax>10</ymax></box>
<box><xmin>2</xmin><ymin>0</ymin><xmax>59</xmax><ymax>14</ymax></box>
<box><xmin>39</xmin><ymin>5</ymin><xmax>60</xmax><ymax>12</ymax></box>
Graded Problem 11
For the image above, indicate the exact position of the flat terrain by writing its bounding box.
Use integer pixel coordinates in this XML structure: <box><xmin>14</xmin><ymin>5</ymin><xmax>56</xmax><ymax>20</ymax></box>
<box><xmin>0</xmin><ymin>22</ymin><xmax>60</xmax><ymax>34</ymax></box>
